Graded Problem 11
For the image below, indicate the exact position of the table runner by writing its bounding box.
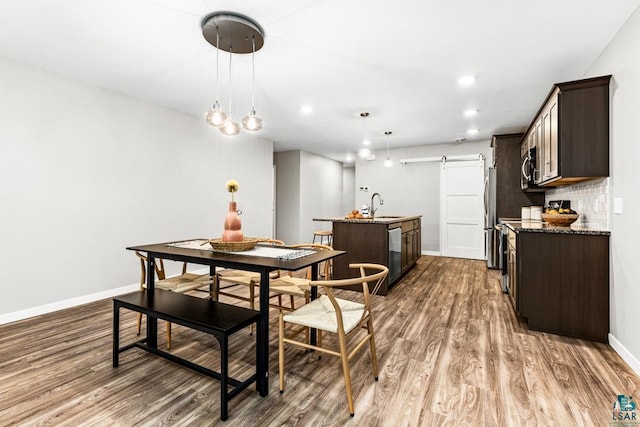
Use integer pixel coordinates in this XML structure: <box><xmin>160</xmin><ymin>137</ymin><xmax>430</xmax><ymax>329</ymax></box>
<box><xmin>167</xmin><ymin>239</ymin><xmax>316</xmax><ymax>260</ymax></box>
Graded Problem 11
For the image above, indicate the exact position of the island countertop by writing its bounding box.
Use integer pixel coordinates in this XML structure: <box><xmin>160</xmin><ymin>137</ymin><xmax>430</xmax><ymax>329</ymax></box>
<box><xmin>313</xmin><ymin>215</ymin><xmax>422</xmax><ymax>224</ymax></box>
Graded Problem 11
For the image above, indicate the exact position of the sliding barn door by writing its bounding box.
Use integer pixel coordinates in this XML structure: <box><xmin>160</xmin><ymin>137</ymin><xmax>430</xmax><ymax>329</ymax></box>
<box><xmin>440</xmin><ymin>158</ymin><xmax>485</xmax><ymax>259</ymax></box>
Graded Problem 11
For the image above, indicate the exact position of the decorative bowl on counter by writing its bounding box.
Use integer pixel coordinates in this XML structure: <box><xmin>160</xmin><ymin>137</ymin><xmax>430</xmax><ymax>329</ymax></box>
<box><xmin>541</xmin><ymin>213</ymin><xmax>579</xmax><ymax>226</ymax></box>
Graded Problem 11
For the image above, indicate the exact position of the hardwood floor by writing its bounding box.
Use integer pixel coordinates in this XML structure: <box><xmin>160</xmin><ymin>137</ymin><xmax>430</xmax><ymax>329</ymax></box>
<box><xmin>1</xmin><ymin>256</ymin><xmax>638</xmax><ymax>426</ymax></box>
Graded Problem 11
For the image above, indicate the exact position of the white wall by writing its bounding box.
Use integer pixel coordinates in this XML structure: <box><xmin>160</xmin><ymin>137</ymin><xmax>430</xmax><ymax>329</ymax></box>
<box><xmin>0</xmin><ymin>56</ymin><xmax>274</xmax><ymax>319</ymax></box>
<box><xmin>584</xmin><ymin>6</ymin><xmax>640</xmax><ymax>373</ymax></box>
<box><xmin>356</xmin><ymin>140</ymin><xmax>491</xmax><ymax>253</ymax></box>
<box><xmin>274</xmin><ymin>151</ymin><xmax>300</xmax><ymax>245</ymax></box>
<box><xmin>299</xmin><ymin>151</ymin><xmax>343</xmax><ymax>241</ymax></box>
<box><xmin>342</xmin><ymin>167</ymin><xmax>355</xmax><ymax>213</ymax></box>
<box><xmin>274</xmin><ymin>150</ymin><xmax>344</xmax><ymax>244</ymax></box>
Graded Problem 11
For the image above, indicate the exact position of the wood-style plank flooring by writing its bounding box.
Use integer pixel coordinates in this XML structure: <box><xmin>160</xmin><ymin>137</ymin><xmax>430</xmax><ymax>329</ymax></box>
<box><xmin>1</xmin><ymin>256</ymin><xmax>639</xmax><ymax>426</ymax></box>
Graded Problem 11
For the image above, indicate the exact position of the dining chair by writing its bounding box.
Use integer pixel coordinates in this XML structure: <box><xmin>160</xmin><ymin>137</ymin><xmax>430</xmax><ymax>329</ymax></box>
<box><xmin>278</xmin><ymin>263</ymin><xmax>389</xmax><ymax>416</ymax></box>
<box><xmin>266</xmin><ymin>243</ymin><xmax>334</xmax><ymax>346</ymax></box>
<box><xmin>213</xmin><ymin>239</ymin><xmax>285</xmax><ymax>311</ymax></box>
<box><xmin>268</xmin><ymin>243</ymin><xmax>333</xmax><ymax>311</ymax></box>
<box><xmin>135</xmin><ymin>251</ymin><xmax>213</xmax><ymax>349</ymax></box>
<box><xmin>216</xmin><ymin>242</ymin><xmax>332</xmax><ymax>312</ymax></box>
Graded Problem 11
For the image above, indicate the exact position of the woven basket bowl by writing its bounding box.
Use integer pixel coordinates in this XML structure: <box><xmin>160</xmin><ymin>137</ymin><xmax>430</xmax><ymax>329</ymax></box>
<box><xmin>207</xmin><ymin>237</ymin><xmax>264</xmax><ymax>252</ymax></box>
<box><xmin>541</xmin><ymin>213</ymin><xmax>579</xmax><ymax>226</ymax></box>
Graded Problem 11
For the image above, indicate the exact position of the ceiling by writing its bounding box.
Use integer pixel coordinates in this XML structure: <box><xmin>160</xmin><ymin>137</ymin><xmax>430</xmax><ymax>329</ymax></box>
<box><xmin>1</xmin><ymin>1</ymin><xmax>638</xmax><ymax>163</ymax></box>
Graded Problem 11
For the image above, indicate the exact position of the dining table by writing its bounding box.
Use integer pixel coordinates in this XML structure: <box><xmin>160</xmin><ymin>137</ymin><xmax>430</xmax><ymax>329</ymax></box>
<box><xmin>125</xmin><ymin>238</ymin><xmax>345</xmax><ymax>396</ymax></box>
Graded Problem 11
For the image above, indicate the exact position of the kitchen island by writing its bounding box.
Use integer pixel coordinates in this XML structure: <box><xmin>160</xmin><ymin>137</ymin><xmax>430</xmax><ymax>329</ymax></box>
<box><xmin>313</xmin><ymin>215</ymin><xmax>421</xmax><ymax>295</ymax></box>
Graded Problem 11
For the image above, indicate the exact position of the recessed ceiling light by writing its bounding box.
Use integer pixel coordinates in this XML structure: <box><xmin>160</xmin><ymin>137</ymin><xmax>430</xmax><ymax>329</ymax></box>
<box><xmin>362</xmin><ymin>139</ymin><xmax>371</xmax><ymax>146</ymax></box>
<box><xmin>457</xmin><ymin>75</ymin><xmax>476</xmax><ymax>87</ymax></box>
<box><xmin>467</xmin><ymin>128</ymin><xmax>479</xmax><ymax>135</ymax></box>
<box><xmin>345</xmin><ymin>152</ymin><xmax>354</xmax><ymax>163</ymax></box>
<box><xmin>300</xmin><ymin>105</ymin><xmax>313</xmax><ymax>115</ymax></box>
<box><xmin>463</xmin><ymin>109</ymin><xmax>478</xmax><ymax>117</ymax></box>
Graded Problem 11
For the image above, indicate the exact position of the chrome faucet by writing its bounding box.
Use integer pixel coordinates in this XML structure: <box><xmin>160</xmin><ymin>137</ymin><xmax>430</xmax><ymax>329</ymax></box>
<box><xmin>370</xmin><ymin>192</ymin><xmax>384</xmax><ymax>218</ymax></box>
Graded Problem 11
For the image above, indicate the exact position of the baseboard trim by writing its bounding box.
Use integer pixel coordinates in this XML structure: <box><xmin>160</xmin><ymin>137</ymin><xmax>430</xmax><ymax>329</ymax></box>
<box><xmin>609</xmin><ymin>333</ymin><xmax>640</xmax><ymax>377</ymax></box>
<box><xmin>0</xmin><ymin>283</ymin><xmax>138</xmax><ymax>326</ymax></box>
<box><xmin>0</xmin><ymin>268</ymin><xmax>212</xmax><ymax>326</ymax></box>
<box><xmin>422</xmin><ymin>250</ymin><xmax>440</xmax><ymax>256</ymax></box>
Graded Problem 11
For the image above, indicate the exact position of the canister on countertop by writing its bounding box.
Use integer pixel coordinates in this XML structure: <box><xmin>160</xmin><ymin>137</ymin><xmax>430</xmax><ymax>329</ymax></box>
<box><xmin>530</xmin><ymin>206</ymin><xmax>543</xmax><ymax>220</ymax></box>
<box><xmin>521</xmin><ymin>207</ymin><xmax>531</xmax><ymax>220</ymax></box>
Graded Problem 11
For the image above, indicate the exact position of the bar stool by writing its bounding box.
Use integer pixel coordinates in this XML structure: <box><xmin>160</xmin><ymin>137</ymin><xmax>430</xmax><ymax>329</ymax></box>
<box><xmin>312</xmin><ymin>230</ymin><xmax>333</xmax><ymax>247</ymax></box>
<box><xmin>312</xmin><ymin>231</ymin><xmax>333</xmax><ymax>278</ymax></box>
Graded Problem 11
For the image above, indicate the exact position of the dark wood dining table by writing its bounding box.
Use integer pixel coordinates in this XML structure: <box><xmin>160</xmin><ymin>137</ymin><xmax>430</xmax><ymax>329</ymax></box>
<box><xmin>126</xmin><ymin>239</ymin><xmax>345</xmax><ymax>396</ymax></box>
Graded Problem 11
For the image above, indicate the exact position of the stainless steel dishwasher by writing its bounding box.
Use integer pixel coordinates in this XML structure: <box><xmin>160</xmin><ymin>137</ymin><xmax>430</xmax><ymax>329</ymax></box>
<box><xmin>388</xmin><ymin>227</ymin><xmax>401</xmax><ymax>284</ymax></box>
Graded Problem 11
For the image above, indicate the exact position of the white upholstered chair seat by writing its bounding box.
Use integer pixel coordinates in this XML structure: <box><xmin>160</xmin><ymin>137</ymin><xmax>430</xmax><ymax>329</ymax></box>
<box><xmin>283</xmin><ymin>294</ymin><xmax>365</xmax><ymax>334</ymax></box>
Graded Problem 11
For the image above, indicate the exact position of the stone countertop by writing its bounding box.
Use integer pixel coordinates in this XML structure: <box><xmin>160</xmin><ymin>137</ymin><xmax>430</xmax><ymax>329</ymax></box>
<box><xmin>313</xmin><ymin>215</ymin><xmax>422</xmax><ymax>224</ymax></box>
<box><xmin>504</xmin><ymin>220</ymin><xmax>610</xmax><ymax>236</ymax></box>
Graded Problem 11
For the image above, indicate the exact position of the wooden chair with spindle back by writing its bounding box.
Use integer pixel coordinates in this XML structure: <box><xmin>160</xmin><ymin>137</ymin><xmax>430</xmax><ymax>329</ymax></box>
<box><xmin>267</xmin><ymin>243</ymin><xmax>333</xmax><ymax>311</ymax></box>
<box><xmin>278</xmin><ymin>263</ymin><xmax>388</xmax><ymax>416</ymax></box>
<box><xmin>135</xmin><ymin>251</ymin><xmax>213</xmax><ymax>349</ymax></box>
<box><xmin>213</xmin><ymin>239</ymin><xmax>285</xmax><ymax>310</ymax></box>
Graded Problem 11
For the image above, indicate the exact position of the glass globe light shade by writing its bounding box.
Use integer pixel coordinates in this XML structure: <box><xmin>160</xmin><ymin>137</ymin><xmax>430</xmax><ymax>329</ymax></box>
<box><xmin>220</xmin><ymin>117</ymin><xmax>240</xmax><ymax>136</ymax></box>
<box><xmin>358</xmin><ymin>146</ymin><xmax>371</xmax><ymax>158</ymax></box>
<box><xmin>242</xmin><ymin>110</ymin><xmax>263</xmax><ymax>131</ymax></box>
<box><xmin>384</xmin><ymin>157</ymin><xmax>393</xmax><ymax>168</ymax></box>
<box><xmin>205</xmin><ymin>102</ymin><xmax>227</xmax><ymax>127</ymax></box>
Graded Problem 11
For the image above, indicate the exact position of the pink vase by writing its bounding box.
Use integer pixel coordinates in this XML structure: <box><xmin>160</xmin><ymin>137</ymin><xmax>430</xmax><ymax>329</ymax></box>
<box><xmin>222</xmin><ymin>201</ymin><xmax>244</xmax><ymax>242</ymax></box>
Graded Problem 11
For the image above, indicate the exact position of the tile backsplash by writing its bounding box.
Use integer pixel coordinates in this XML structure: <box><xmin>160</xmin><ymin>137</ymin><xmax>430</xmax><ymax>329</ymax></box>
<box><xmin>544</xmin><ymin>178</ymin><xmax>609</xmax><ymax>230</ymax></box>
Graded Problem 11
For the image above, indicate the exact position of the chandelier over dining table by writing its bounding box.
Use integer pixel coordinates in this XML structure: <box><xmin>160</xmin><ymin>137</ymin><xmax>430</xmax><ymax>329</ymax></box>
<box><xmin>201</xmin><ymin>12</ymin><xmax>265</xmax><ymax>135</ymax></box>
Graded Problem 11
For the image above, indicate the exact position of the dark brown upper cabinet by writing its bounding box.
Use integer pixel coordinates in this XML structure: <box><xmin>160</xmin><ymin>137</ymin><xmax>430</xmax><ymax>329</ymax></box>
<box><xmin>521</xmin><ymin>75</ymin><xmax>611</xmax><ymax>187</ymax></box>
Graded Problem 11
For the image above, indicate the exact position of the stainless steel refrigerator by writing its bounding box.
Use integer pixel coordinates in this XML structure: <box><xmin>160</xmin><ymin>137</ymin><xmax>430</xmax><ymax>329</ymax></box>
<box><xmin>484</xmin><ymin>167</ymin><xmax>499</xmax><ymax>268</ymax></box>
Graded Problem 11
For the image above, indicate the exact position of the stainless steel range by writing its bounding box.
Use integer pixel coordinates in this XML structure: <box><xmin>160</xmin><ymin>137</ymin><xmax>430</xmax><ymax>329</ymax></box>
<box><xmin>498</xmin><ymin>221</ymin><xmax>508</xmax><ymax>293</ymax></box>
<box><xmin>497</xmin><ymin>218</ymin><xmax>519</xmax><ymax>293</ymax></box>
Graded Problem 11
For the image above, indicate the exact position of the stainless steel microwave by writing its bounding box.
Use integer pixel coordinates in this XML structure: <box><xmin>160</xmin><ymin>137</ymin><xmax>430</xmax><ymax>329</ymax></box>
<box><xmin>521</xmin><ymin>147</ymin><xmax>543</xmax><ymax>191</ymax></box>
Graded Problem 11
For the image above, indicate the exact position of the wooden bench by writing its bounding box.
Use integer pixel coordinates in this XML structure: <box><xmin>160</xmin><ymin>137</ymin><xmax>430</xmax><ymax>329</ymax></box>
<box><xmin>113</xmin><ymin>289</ymin><xmax>260</xmax><ymax>421</ymax></box>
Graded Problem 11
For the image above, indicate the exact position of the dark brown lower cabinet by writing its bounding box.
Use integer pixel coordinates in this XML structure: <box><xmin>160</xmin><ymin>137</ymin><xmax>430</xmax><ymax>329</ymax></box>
<box><xmin>516</xmin><ymin>231</ymin><xmax>609</xmax><ymax>342</ymax></box>
<box><xmin>332</xmin><ymin>218</ymin><xmax>421</xmax><ymax>296</ymax></box>
<box><xmin>401</xmin><ymin>219</ymin><xmax>421</xmax><ymax>273</ymax></box>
